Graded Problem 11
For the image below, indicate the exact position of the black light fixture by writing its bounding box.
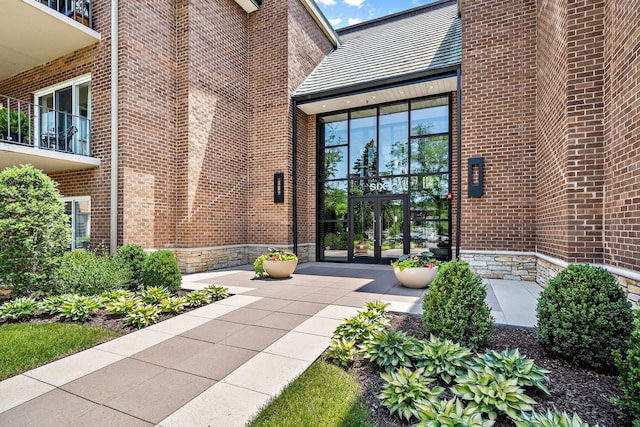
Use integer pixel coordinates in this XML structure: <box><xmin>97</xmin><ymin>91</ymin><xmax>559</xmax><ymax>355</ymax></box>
<box><xmin>274</xmin><ymin>172</ymin><xmax>284</xmax><ymax>203</ymax></box>
<box><xmin>468</xmin><ymin>157</ymin><xmax>484</xmax><ymax>197</ymax></box>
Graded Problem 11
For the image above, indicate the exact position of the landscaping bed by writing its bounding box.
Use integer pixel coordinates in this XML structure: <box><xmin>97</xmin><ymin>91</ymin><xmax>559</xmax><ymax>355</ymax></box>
<box><xmin>347</xmin><ymin>312</ymin><xmax>622</xmax><ymax>427</ymax></box>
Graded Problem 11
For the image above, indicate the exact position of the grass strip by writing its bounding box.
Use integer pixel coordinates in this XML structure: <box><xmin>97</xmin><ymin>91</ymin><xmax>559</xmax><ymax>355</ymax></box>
<box><xmin>0</xmin><ymin>322</ymin><xmax>121</xmax><ymax>380</ymax></box>
<box><xmin>249</xmin><ymin>360</ymin><xmax>375</xmax><ymax>427</ymax></box>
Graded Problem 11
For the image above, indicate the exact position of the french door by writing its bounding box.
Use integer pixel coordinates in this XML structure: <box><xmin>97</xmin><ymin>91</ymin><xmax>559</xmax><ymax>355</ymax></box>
<box><xmin>348</xmin><ymin>195</ymin><xmax>409</xmax><ymax>264</ymax></box>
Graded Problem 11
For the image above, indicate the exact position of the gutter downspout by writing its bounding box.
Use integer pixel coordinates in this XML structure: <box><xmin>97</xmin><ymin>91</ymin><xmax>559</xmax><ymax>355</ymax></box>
<box><xmin>292</xmin><ymin>100</ymin><xmax>298</xmax><ymax>256</ymax></box>
<box><xmin>455</xmin><ymin>67</ymin><xmax>462</xmax><ymax>258</ymax></box>
<box><xmin>110</xmin><ymin>0</ymin><xmax>118</xmax><ymax>253</ymax></box>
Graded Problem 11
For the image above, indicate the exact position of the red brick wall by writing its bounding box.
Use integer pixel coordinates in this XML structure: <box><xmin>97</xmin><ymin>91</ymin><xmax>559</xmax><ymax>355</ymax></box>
<box><xmin>119</xmin><ymin>0</ymin><xmax>178</xmax><ymax>249</ymax></box>
<box><xmin>603</xmin><ymin>0</ymin><xmax>640</xmax><ymax>271</ymax></box>
<box><xmin>173</xmin><ymin>0</ymin><xmax>249</xmax><ymax>248</ymax></box>
<box><xmin>0</xmin><ymin>0</ymin><xmax>113</xmax><ymax>249</ymax></box>
<box><xmin>536</xmin><ymin>0</ymin><xmax>569</xmax><ymax>259</ymax></box>
<box><xmin>460</xmin><ymin>0</ymin><xmax>537</xmax><ymax>252</ymax></box>
<box><xmin>536</xmin><ymin>0</ymin><xmax>606</xmax><ymax>264</ymax></box>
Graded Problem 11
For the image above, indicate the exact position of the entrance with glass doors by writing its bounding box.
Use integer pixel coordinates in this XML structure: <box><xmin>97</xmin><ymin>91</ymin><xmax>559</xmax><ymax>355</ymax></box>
<box><xmin>349</xmin><ymin>195</ymin><xmax>409</xmax><ymax>263</ymax></box>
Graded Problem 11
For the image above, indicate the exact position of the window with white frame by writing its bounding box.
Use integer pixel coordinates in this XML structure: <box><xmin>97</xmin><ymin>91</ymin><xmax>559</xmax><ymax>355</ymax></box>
<box><xmin>34</xmin><ymin>75</ymin><xmax>91</xmax><ymax>155</ymax></box>
<box><xmin>63</xmin><ymin>196</ymin><xmax>91</xmax><ymax>249</ymax></box>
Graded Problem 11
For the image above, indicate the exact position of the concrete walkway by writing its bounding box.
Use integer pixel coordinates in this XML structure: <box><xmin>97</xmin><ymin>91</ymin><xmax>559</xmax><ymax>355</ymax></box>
<box><xmin>0</xmin><ymin>263</ymin><xmax>541</xmax><ymax>427</ymax></box>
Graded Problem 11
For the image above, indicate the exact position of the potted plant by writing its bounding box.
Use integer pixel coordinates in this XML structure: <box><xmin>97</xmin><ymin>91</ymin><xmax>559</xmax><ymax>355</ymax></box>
<box><xmin>0</xmin><ymin>107</ymin><xmax>31</xmax><ymax>142</ymax></box>
<box><xmin>254</xmin><ymin>247</ymin><xmax>298</xmax><ymax>279</ymax></box>
<box><xmin>391</xmin><ymin>251</ymin><xmax>441</xmax><ymax>288</ymax></box>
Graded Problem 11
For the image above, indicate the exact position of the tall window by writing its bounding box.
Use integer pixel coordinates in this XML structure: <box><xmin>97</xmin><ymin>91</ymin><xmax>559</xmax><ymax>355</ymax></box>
<box><xmin>317</xmin><ymin>95</ymin><xmax>451</xmax><ymax>261</ymax></box>
<box><xmin>35</xmin><ymin>75</ymin><xmax>91</xmax><ymax>155</ymax></box>
<box><xmin>63</xmin><ymin>196</ymin><xmax>91</xmax><ymax>249</ymax></box>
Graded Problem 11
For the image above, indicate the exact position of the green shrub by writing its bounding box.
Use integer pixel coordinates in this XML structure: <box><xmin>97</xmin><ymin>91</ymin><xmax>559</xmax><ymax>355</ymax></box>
<box><xmin>116</xmin><ymin>244</ymin><xmax>148</xmax><ymax>291</ymax></box>
<box><xmin>0</xmin><ymin>297</ymin><xmax>39</xmax><ymax>321</ymax></box>
<box><xmin>536</xmin><ymin>264</ymin><xmax>633</xmax><ymax>372</ymax></box>
<box><xmin>54</xmin><ymin>249</ymin><xmax>132</xmax><ymax>296</ymax></box>
<box><xmin>327</xmin><ymin>337</ymin><xmax>358</xmax><ymax>367</ymax></box>
<box><xmin>0</xmin><ymin>165</ymin><xmax>71</xmax><ymax>297</ymax></box>
<box><xmin>202</xmin><ymin>285</ymin><xmax>229</xmax><ymax>302</ymax></box>
<box><xmin>184</xmin><ymin>289</ymin><xmax>211</xmax><ymax>307</ymax></box>
<box><xmin>39</xmin><ymin>294</ymin><xmax>73</xmax><ymax>316</ymax></box>
<box><xmin>614</xmin><ymin>312</ymin><xmax>640</xmax><ymax>427</ymax></box>
<box><xmin>142</xmin><ymin>250</ymin><xmax>182</xmax><ymax>292</ymax></box>
<box><xmin>378</xmin><ymin>366</ymin><xmax>444</xmax><ymax>422</ymax></box>
<box><xmin>422</xmin><ymin>259</ymin><xmax>494</xmax><ymax>348</ymax></box>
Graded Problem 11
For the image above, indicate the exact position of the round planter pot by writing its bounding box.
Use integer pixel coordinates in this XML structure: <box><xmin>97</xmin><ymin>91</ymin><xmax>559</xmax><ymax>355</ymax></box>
<box><xmin>263</xmin><ymin>259</ymin><xmax>298</xmax><ymax>279</ymax></box>
<box><xmin>393</xmin><ymin>266</ymin><xmax>438</xmax><ymax>289</ymax></box>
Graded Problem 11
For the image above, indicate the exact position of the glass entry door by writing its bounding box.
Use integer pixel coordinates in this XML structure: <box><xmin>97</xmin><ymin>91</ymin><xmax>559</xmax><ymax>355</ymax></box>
<box><xmin>349</xmin><ymin>195</ymin><xmax>409</xmax><ymax>263</ymax></box>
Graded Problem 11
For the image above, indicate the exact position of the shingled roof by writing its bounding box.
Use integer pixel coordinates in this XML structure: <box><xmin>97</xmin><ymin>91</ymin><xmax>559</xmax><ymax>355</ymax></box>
<box><xmin>293</xmin><ymin>0</ymin><xmax>461</xmax><ymax>100</ymax></box>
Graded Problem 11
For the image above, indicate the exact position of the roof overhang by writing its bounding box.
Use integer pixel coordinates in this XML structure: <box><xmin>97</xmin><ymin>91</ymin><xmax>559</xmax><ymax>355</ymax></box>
<box><xmin>234</xmin><ymin>0</ymin><xmax>262</xmax><ymax>13</ymax></box>
<box><xmin>295</xmin><ymin>69</ymin><xmax>458</xmax><ymax>115</ymax></box>
<box><xmin>0</xmin><ymin>0</ymin><xmax>101</xmax><ymax>80</ymax></box>
<box><xmin>0</xmin><ymin>143</ymin><xmax>100</xmax><ymax>173</ymax></box>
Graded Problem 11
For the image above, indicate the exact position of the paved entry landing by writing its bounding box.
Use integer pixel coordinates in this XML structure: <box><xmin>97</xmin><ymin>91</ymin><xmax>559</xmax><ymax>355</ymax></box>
<box><xmin>0</xmin><ymin>262</ymin><xmax>541</xmax><ymax>427</ymax></box>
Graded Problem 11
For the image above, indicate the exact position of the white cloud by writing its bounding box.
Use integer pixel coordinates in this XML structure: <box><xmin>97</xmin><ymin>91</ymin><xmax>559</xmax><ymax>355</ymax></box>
<box><xmin>316</xmin><ymin>0</ymin><xmax>337</xmax><ymax>5</ymax></box>
<box><xmin>329</xmin><ymin>18</ymin><xmax>343</xmax><ymax>26</ymax></box>
<box><xmin>348</xmin><ymin>17</ymin><xmax>362</xmax><ymax>25</ymax></box>
<box><xmin>344</xmin><ymin>0</ymin><xmax>365</xmax><ymax>8</ymax></box>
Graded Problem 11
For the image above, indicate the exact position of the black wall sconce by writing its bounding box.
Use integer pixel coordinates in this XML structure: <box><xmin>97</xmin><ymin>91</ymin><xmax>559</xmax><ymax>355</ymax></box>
<box><xmin>274</xmin><ymin>172</ymin><xmax>284</xmax><ymax>203</ymax></box>
<box><xmin>468</xmin><ymin>157</ymin><xmax>484</xmax><ymax>197</ymax></box>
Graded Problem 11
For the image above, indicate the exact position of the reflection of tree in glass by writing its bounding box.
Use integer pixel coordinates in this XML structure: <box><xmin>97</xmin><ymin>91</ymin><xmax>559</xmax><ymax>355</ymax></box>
<box><xmin>384</xmin><ymin>141</ymin><xmax>408</xmax><ymax>175</ymax></box>
<box><xmin>324</xmin><ymin>185</ymin><xmax>347</xmax><ymax>220</ymax></box>
<box><xmin>322</xmin><ymin>148</ymin><xmax>343</xmax><ymax>180</ymax></box>
<box><xmin>411</xmin><ymin>124</ymin><xmax>448</xmax><ymax>174</ymax></box>
<box><xmin>352</xmin><ymin>139</ymin><xmax>377</xmax><ymax>177</ymax></box>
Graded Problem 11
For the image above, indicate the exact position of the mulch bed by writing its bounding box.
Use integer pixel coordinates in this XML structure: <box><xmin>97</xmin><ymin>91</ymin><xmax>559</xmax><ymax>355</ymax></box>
<box><xmin>343</xmin><ymin>313</ymin><xmax>624</xmax><ymax>427</ymax></box>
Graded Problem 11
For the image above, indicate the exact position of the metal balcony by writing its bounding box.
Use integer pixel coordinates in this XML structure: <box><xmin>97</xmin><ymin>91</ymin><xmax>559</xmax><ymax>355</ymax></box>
<box><xmin>0</xmin><ymin>95</ymin><xmax>100</xmax><ymax>173</ymax></box>
<box><xmin>0</xmin><ymin>0</ymin><xmax>100</xmax><ymax>80</ymax></box>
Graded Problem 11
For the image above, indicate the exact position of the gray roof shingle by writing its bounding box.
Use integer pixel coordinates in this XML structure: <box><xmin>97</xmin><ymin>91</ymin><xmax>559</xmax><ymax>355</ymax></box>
<box><xmin>293</xmin><ymin>0</ymin><xmax>461</xmax><ymax>99</ymax></box>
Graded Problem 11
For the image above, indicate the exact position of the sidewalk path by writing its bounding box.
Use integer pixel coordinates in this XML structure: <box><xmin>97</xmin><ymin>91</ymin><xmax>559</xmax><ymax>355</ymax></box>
<box><xmin>0</xmin><ymin>263</ymin><xmax>541</xmax><ymax>426</ymax></box>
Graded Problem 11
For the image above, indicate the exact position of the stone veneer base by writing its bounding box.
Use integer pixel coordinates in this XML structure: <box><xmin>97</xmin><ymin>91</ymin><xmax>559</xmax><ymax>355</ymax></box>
<box><xmin>460</xmin><ymin>250</ymin><xmax>640</xmax><ymax>305</ymax></box>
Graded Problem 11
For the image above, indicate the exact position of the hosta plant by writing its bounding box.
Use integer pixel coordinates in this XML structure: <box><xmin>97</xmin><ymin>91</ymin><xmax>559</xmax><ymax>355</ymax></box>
<box><xmin>159</xmin><ymin>296</ymin><xmax>187</xmax><ymax>313</ymax></box>
<box><xmin>452</xmin><ymin>366</ymin><xmax>537</xmax><ymax>421</ymax></box>
<box><xmin>414</xmin><ymin>397</ymin><xmax>495</xmax><ymax>427</ymax></box>
<box><xmin>105</xmin><ymin>296</ymin><xmax>142</xmax><ymax>316</ymax></box>
<box><xmin>327</xmin><ymin>337</ymin><xmax>357</xmax><ymax>367</ymax></box>
<box><xmin>332</xmin><ymin>312</ymin><xmax>386</xmax><ymax>344</ymax></box>
<box><xmin>124</xmin><ymin>304</ymin><xmax>160</xmax><ymax>328</ymax></box>
<box><xmin>202</xmin><ymin>285</ymin><xmax>228</xmax><ymax>302</ymax></box>
<box><xmin>515</xmin><ymin>409</ymin><xmax>597</xmax><ymax>427</ymax></box>
<box><xmin>99</xmin><ymin>289</ymin><xmax>134</xmax><ymax>303</ymax></box>
<box><xmin>363</xmin><ymin>299</ymin><xmax>390</xmax><ymax>320</ymax></box>
<box><xmin>184</xmin><ymin>289</ymin><xmax>212</xmax><ymax>307</ymax></box>
<box><xmin>413</xmin><ymin>334</ymin><xmax>473</xmax><ymax>384</ymax></box>
<box><xmin>39</xmin><ymin>294</ymin><xmax>73</xmax><ymax>315</ymax></box>
<box><xmin>58</xmin><ymin>295</ymin><xmax>102</xmax><ymax>322</ymax></box>
<box><xmin>360</xmin><ymin>328</ymin><xmax>420</xmax><ymax>373</ymax></box>
<box><xmin>378</xmin><ymin>366</ymin><xmax>444</xmax><ymax>422</ymax></box>
<box><xmin>0</xmin><ymin>297</ymin><xmax>39</xmax><ymax>320</ymax></box>
<box><xmin>473</xmin><ymin>349</ymin><xmax>550</xmax><ymax>394</ymax></box>
<box><xmin>140</xmin><ymin>286</ymin><xmax>171</xmax><ymax>305</ymax></box>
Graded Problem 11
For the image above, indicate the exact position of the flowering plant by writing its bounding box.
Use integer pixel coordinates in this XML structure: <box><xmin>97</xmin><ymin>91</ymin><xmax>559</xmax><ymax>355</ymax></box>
<box><xmin>391</xmin><ymin>252</ymin><xmax>440</xmax><ymax>271</ymax></box>
<box><xmin>254</xmin><ymin>248</ymin><xmax>298</xmax><ymax>278</ymax></box>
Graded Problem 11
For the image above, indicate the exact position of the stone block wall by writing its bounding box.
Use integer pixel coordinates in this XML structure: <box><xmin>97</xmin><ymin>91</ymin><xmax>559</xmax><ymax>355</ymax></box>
<box><xmin>459</xmin><ymin>251</ymin><xmax>537</xmax><ymax>282</ymax></box>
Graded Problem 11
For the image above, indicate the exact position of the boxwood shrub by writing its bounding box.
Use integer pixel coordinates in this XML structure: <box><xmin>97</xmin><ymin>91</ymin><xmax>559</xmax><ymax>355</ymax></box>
<box><xmin>142</xmin><ymin>250</ymin><xmax>182</xmax><ymax>293</ymax></box>
<box><xmin>536</xmin><ymin>263</ymin><xmax>633</xmax><ymax>372</ymax></box>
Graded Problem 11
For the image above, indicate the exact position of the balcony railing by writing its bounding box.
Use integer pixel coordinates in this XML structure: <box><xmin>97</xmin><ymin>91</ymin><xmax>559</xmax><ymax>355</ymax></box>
<box><xmin>1</xmin><ymin>95</ymin><xmax>92</xmax><ymax>157</ymax></box>
<box><xmin>39</xmin><ymin>0</ymin><xmax>93</xmax><ymax>29</ymax></box>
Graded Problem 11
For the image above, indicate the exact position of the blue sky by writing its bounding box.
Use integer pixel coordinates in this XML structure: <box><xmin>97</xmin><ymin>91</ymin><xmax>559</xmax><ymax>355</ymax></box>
<box><xmin>315</xmin><ymin>0</ymin><xmax>438</xmax><ymax>29</ymax></box>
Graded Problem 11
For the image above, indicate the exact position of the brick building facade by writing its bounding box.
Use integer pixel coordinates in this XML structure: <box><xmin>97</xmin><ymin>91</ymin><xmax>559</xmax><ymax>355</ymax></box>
<box><xmin>1</xmin><ymin>0</ymin><xmax>638</xmax><ymax>301</ymax></box>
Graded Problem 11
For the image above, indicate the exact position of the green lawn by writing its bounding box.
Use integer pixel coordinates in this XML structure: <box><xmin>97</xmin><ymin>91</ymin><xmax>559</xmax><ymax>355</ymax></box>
<box><xmin>0</xmin><ymin>323</ymin><xmax>121</xmax><ymax>380</ymax></box>
<box><xmin>249</xmin><ymin>360</ymin><xmax>376</xmax><ymax>427</ymax></box>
